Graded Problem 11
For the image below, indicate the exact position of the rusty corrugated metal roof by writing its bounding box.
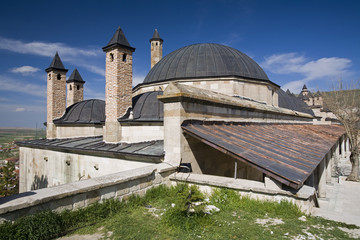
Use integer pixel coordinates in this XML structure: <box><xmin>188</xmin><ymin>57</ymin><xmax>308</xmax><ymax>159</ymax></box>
<box><xmin>181</xmin><ymin>120</ymin><xmax>345</xmax><ymax>189</ymax></box>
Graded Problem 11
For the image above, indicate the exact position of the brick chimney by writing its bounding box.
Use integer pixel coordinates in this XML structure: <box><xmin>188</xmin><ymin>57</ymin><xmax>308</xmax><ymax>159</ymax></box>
<box><xmin>102</xmin><ymin>27</ymin><xmax>135</xmax><ymax>143</ymax></box>
<box><xmin>66</xmin><ymin>69</ymin><xmax>85</xmax><ymax>107</ymax></box>
<box><xmin>45</xmin><ymin>52</ymin><xmax>68</xmax><ymax>139</ymax></box>
<box><xmin>150</xmin><ymin>29</ymin><xmax>163</xmax><ymax>68</ymax></box>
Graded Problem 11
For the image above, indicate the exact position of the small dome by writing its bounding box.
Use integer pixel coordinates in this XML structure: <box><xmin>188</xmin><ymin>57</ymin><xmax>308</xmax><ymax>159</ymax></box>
<box><xmin>143</xmin><ymin>43</ymin><xmax>269</xmax><ymax>84</ymax></box>
<box><xmin>54</xmin><ymin>99</ymin><xmax>105</xmax><ymax>125</ymax></box>
<box><xmin>119</xmin><ymin>91</ymin><xmax>163</xmax><ymax>122</ymax></box>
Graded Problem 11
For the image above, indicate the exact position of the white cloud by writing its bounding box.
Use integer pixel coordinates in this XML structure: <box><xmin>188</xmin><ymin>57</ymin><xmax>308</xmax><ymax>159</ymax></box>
<box><xmin>14</xmin><ymin>107</ymin><xmax>25</xmax><ymax>112</ymax></box>
<box><xmin>133</xmin><ymin>74</ymin><xmax>146</xmax><ymax>87</ymax></box>
<box><xmin>0</xmin><ymin>75</ymin><xmax>46</xmax><ymax>98</ymax></box>
<box><xmin>0</xmin><ymin>36</ymin><xmax>100</xmax><ymax>58</ymax></box>
<box><xmin>261</xmin><ymin>53</ymin><xmax>352</xmax><ymax>92</ymax></box>
<box><xmin>10</xmin><ymin>66</ymin><xmax>41</xmax><ymax>75</ymax></box>
<box><xmin>0</xmin><ymin>36</ymin><xmax>104</xmax><ymax>77</ymax></box>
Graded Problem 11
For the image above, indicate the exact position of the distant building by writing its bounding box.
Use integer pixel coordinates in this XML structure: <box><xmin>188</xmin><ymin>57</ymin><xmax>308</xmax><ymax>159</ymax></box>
<box><xmin>17</xmin><ymin>27</ymin><xmax>348</xmax><ymax>198</ymax></box>
<box><xmin>293</xmin><ymin>85</ymin><xmax>339</xmax><ymax>124</ymax></box>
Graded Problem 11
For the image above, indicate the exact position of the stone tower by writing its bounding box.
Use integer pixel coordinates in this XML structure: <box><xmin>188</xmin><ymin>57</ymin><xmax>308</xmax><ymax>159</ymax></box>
<box><xmin>301</xmin><ymin>84</ymin><xmax>309</xmax><ymax>96</ymax></box>
<box><xmin>102</xmin><ymin>27</ymin><xmax>135</xmax><ymax>143</ymax></box>
<box><xmin>66</xmin><ymin>69</ymin><xmax>85</xmax><ymax>107</ymax></box>
<box><xmin>45</xmin><ymin>52</ymin><xmax>68</xmax><ymax>139</ymax></box>
<box><xmin>150</xmin><ymin>29</ymin><xmax>163</xmax><ymax>68</ymax></box>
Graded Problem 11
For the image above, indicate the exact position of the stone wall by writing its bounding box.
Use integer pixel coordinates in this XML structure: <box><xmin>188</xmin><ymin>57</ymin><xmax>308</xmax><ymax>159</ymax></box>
<box><xmin>170</xmin><ymin>173</ymin><xmax>318</xmax><ymax>214</ymax></box>
<box><xmin>121</xmin><ymin>125</ymin><xmax>164</xmax><ymax>143</ymax></box>
<box><xmin>150</xmin><ymin>40</ymin><xmax>162</xmax><ymax>68</ymax></box>
<box><xmin>56</xmin><ymin>125</ymin><xmax>103</xmax><ymax>139</ymax></box>
<box><xmin>104</xmin><ymin>47</ymin><xmax>133</xmax><ymax>143</ymax></box>
<box><xmin>66</xmin><ymin>82</ymin><xmax>84</xmax><ymax>107</ymax></box>
<box><xmin>133</xmin><ymin>77</ymin><xmax>279</xmax><ymax>106</ymax></box>
<box><xmin>0</xmin><ymin>164</ymin><xmax>176</xmax><ymax>223</ymax></box>
<box><xmin>46</xmin><ymin>70</ymin><xmax>67</xmax><ymax>139</ymax></box>
<box><xmin>19</xmin><ymin>147</ymin><xmax>159</xmax><ymax>193</ymax></box>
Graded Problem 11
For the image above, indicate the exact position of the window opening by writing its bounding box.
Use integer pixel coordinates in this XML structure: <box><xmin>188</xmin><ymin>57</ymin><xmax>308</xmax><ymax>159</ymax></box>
<box><xmin>109</xmin><ymin>53</ymin><xmax>114</xmax><ymax>62</ymax></box>
<box><xmin>122</xmin><ymin>53</ymin><xmax>127</xmax><ymax>62</ymax></box>
<box><xmin>57</xmin><ymin>74</ymin><xmax>61</xmax><ymax>80</ymax></box>
<box><xmin>77</xmin><ymin>85</ymin><xmax>80</xmax><ymax>90</ymax></box>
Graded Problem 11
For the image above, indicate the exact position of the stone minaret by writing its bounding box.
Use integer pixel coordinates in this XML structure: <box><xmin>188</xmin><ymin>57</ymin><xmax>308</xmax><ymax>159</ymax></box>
<box><xmin>102</xmin><ymin>27</ymin><xmax>135</xmax><ymax>143</ymax></box>
<box><xmin>150</xmin><ymin>29</ymin><xmax>163</xmax><ymax>68</ymax></box>
<box><xmin>45</xmin><ymin>52</ymin><xmax>68</xmax><ymax>139</ymax></box>
<box><xmin>301</xmin><ymin>84</ymin><xmax>309</xmax><ymax>96</ymax></box>
<box><xmin>66</xmin><ymin>69</ymin><xmax>85</xmax><ymax>107</ymax></box>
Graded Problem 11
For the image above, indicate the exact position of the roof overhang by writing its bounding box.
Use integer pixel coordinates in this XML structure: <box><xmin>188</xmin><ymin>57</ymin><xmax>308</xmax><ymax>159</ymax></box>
<box><xmin>181</xmin><ymin>120</ymin><xmax>345</xmax><ymax>189</ymax></box>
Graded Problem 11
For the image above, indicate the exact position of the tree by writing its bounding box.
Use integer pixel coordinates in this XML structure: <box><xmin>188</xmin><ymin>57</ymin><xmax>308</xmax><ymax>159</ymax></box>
<box><xmin>0</xmin><ymin>161</ymin><xmax>19</xmax><ymax>197</ymax></box>
<box><xmin>322</xmin><ymin>81</ymin><xmax>360</xmax><ymax>181</ymax></box>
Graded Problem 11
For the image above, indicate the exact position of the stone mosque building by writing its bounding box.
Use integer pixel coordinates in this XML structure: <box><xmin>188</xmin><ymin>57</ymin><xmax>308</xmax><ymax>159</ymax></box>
<box><xmin>18</xmin><ymin>27</ymin><xmax>348</xmax><ymax>198</ymax></box>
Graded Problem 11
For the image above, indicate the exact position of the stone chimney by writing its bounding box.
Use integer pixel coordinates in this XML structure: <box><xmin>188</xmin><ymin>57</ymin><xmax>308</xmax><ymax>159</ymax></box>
<box><xmin>150</xmin><ymin>29</ymin><xmax>163</xmax><ymax>68</ymax></box>
<box><xmin>45</xmin><ymin>52</ymin><xmax>68</xmax><ymax>139</ymax></box>
<box><xmin>102</xmin><ymin>27</ymin><xmax>135</xmax><ymax>143</ymax></box>
<box><xmin>66</xmin><ymin>69</ymin><xmax>85</xmax><ymax>107</ymax></box>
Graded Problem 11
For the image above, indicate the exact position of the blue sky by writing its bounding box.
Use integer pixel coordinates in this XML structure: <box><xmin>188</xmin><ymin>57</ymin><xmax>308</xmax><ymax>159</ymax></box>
<box><xmin>0</xmin><ymin>0</ymin><xmax>359</xmax><ymax>127</ymax></box>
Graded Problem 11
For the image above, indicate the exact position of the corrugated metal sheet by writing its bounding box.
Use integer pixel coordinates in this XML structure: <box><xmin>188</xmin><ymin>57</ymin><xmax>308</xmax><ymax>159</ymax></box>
<box><xmin>182</xmin><ymin>120</ymin><xmax>345</xmax><ymax>189</ymax></box>
<box><xmin>17</xmin><ymin>136</ymin><xmax>164</xmax><ymax>161</ymax></box>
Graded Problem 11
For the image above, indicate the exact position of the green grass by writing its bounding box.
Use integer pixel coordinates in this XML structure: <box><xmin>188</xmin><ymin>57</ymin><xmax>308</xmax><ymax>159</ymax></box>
<box><xmin>0</xmin><ymin>185</ymin><xmax>359</xmax><ymax>240</ymax></box>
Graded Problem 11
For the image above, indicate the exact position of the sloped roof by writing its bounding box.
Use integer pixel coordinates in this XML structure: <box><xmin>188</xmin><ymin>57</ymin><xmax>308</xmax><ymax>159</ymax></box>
<box><xmin>278</xmin><ymin>89</ymin><xmax>314</xmax><ymax>115</ymax></box>
<box><xmin>45</xmin><ymin>52</ymin><xmax>68</xmax><ymax>73</ymax></box>
<box><xmin>182</xmin><ymin>120</ymin><xmax>345</xmax><ymax>189</ymax></box>
<box><xmin>102</xmin><ymin>26</ymin><xmax>135</xmax><ymax>52</ymax></box>
<box><xmin>150</xmin><ymin>29</ymin><xmax>163</xmax><ymax>42</ymax></box>
<box><xmin>16</xmin><ymin>137</ymin><xmax>164</xmax><ymax>160</ymax></box>
<box><xmin>66</xmin><ymin>69</ymin><xmax>85</xmax><ymax>83</ymax></box>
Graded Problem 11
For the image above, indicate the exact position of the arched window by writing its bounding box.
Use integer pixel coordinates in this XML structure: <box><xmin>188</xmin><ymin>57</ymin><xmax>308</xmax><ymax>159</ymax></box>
<box><xmin>109</xmin><ymin>53</ymin><xmax>114</xmax><ymax>62</ymax></box>
<box><xmin>57</xmin><ymin>74</ymin><xmax>61</xmax><ymax>80</ymax></box>
<box><xmin>69</xmin><ymin>85</ymin><xmax>72</xmax><ymax>91</ymax></box>
<box><xmin>122</xmin><ymin>53</ymin><xmax>127</xmax><ymax>62</ymax></box>
<box><xmin>77</xmin><ymin>85</ymin><xmax>80</xmax><ymax>90</ymax></box>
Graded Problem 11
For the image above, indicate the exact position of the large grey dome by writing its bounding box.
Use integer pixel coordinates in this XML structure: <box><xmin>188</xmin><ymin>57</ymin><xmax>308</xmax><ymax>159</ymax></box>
<box><xmin>53</xmin><ymin>99</ymin><xmax>105</xmax><ymax>125</ymax></box>
<box><xmin>143</xmin><ymin>43</ymin><xmax>269</xmax><ymax>84</ymax></box>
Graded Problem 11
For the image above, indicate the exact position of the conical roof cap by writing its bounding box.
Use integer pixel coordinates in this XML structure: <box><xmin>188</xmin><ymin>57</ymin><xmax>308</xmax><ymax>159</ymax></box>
<box><xmin>45</xmin><ymin>52</ymin><xmax>68</xmax><ymax>72</ymax></box>
<box><xmin>103</xmin><ymin>26</ymin><xmax>135</xmax><ymax>52</ymax></box>
<box><xmin>66</xmin><ymin>69</ymin><xmax>85</xmax><ymax>83</ymax></box>
<box><xmin>150</xmin><ymin>29</ymin><xmax>163</xmax><ymax>42</ymax></box>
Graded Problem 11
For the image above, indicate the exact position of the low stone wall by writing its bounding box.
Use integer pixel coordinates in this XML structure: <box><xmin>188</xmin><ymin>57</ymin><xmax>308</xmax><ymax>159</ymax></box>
<box><xmin>0</xmin><ymin>164</ymin><xmax>176</xmax><ymax>223</ymax></box>
<box><xmin>170</xmin><ymin>173</ymin><xmax>318</xmax><ymax>214</ymax></box>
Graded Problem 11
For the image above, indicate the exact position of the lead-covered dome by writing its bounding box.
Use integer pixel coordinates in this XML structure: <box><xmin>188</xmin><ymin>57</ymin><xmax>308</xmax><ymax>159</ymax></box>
<box><xmin>143</xmin><ymin>43</ymin><xmax>269</xmax><ymax>84</ymax></box>
<box><xmin>53</xmin><ymin>99</ymin><xmax>105</xmax><ymax>125</ymax></box>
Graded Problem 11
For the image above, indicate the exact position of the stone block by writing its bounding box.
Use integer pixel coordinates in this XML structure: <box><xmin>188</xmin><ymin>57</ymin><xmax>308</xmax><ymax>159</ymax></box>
<box><xmin>116</xmin><ymin>184</ymin><xmax>130</xmax><ymax>196</ymax></box>
<box><xmin>72</xmin><ymin>193</ymin><xmax>86</xmax><ymax>209</ymax></box>
<box><xmin>86</xmin><ymin>191</ymin><xmax>100</xmax><ymax>205</ymax></box>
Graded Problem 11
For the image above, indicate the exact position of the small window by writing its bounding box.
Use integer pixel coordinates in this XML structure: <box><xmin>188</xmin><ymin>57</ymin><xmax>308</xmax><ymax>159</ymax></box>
<box><xmin>69</xmin><ymin>85</ymin><xmax>72</xmax><ymax>91</ymax></box>
<box><xmin>109</xmin><ymin>53</ymin><xmax>114</xmax><ymax>62</ymax></box>
<box><xmin>57</xmin><ymin>74</ymin><xmax>61</xmax><ymax>80</ymax></box>
<box><xmin>48</xmin><ymin>74</ymin><xmax>51</xmax><ymax>80</ymax></box>
<box><xmin>152</xmin><ymin>42</ymin><xmax>154</xmax><ymax>46</ymax></box>
<box><xmin>77</xmin><ymin>85</ymin><xmax>80</xmax><ymax>90</ymax></box>
<box><xmin>156</xmin><ymin>42</ymin><xmax>158</xmax><ymax>46</ymax></box>
<box><xmin>122</xmin><ymin>53</ymin><xmax>127</xmax><ymax>62</ymax></box>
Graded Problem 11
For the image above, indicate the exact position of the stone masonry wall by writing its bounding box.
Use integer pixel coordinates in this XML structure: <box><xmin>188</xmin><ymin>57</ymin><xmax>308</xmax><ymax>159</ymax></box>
<box><xmin>151</xmin><ymin>40</ymin><xmax>162</xmax><ymax>68</ymax></box>
<box><xmin>104</xmin><ymin>47</ymin><xmax>133</xmax><ymax>142</ymax></box>
<box><xmin>67</xmin><ymin>82</ymin><xmax>84</xmax><ymax>107</ymax></box>
<box><xmin>1</xmin><ymin>164</ymin><xmax>176</xmax><ymax>223</ymax></box>
<box><xmin>47</xmin><ymin>70</ymin><xmax>66</xmax><ymax>139</ymax></box>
